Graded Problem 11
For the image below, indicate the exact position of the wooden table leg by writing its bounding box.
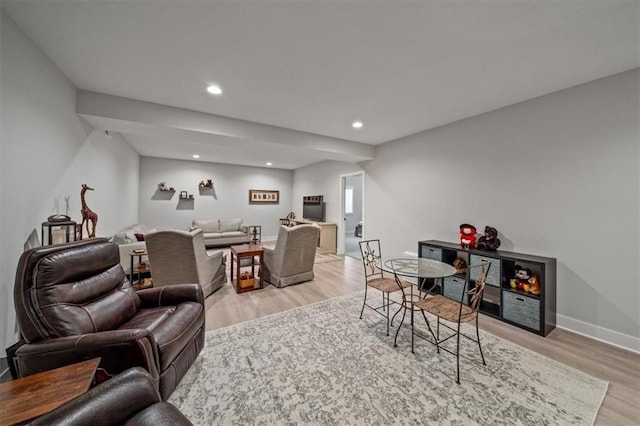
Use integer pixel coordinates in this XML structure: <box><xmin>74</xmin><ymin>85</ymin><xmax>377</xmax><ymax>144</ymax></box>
<box><xmin>231</xmin><ymin>252</ymin><xmax>235</xmax><ymax>284</ymax></box>
<box><xmin>236</xmin><ymin>254</ymin><xmax>242</xmax><ymax>293</ymax></box>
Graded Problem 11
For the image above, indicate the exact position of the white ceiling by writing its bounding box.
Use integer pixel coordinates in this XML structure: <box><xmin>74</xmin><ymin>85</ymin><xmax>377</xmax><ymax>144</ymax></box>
<box><xmin>2</xmin><ymin>1</ymin><xmax>639</xmax><ymax>169</ymax></box>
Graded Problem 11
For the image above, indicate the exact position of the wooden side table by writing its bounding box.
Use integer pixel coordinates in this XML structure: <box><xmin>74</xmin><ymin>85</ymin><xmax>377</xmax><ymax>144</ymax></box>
<box><xmin>129</xmin><ymin>250</ymin><xmax>152</xmax><ymax>289</ymax></box>
<box><xmin>230</xmin><ymin>244</ymin><xmax>264</xmax><ymax>293</ymax></box>
<box><xmin>0</xmin><ymin>358</ymin><xmax>100</xmax><ymax>425</ymax></box>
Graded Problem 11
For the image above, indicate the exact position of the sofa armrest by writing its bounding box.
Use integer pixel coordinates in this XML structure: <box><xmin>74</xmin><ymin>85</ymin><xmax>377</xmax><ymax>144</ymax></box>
<box><xmin>137</xmin><ymin>283</ymin><xmax>204</xmax><ymax>307</ymax></box>
<box><xmin>15</xmin><ymin>330</ymin><xmax>160</xmax><ymax>381</ymax></box>
<box><xmin>240</xmin><ymin>224</ymin><xmax>249</xmax><ymax>234</ymax></box>
<box><xmin>31</xmin><ymin>367</ymin><xmax>164</xmax><ymax>425</ymax></box>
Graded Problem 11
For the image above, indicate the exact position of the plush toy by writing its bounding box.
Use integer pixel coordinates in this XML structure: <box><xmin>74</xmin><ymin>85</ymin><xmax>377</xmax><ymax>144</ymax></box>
<box><xmin>528</xmin><ymin>275</ymin><xmax>541</xmax><ymax>295</ymax></box>
<box><xmin>459</xmin><ymin>224</ymin><xmax>477</xmax><ymax>249</ymax></box>
<box><xmin>476</xmin><ymin>226</ymin><xmax>501</xmax><ymax>251</ymax></box>
<box><xmin>514</xmin><ymin>264</ymin><xmax>532</xmax><ymax>291</ymax></box>
<box><xmin>453</xmin><ymin>257</ymin><xmax>467</xmax><ymax>274</ymax></box>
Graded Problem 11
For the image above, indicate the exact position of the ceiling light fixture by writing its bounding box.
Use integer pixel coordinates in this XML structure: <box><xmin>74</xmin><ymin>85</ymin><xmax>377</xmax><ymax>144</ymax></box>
<box><xmin>206</xmin><ymin>84</ymin><xmax>222</xmax><ymax>95</ymax></box>
<box><xmin>266</xmin><ymin>162</ymin><xmax>272</xmax><ymax>166</ymax></box>
<box><xmin>352</xmin><ymin>121</ymin><xmax>363</xmax><ymax>129</ymax></box>
<box><xmin>192</xmin><ymin>154</ymin><xmax>200</xmax><ymax>159</ymax></box>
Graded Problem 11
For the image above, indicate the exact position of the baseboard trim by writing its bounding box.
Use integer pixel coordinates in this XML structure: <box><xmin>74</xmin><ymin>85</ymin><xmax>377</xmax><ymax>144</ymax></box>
<box><xmin>557</xmin><ymin>314</ymin><xmax>640</xmax><ymax>354</ymax></box>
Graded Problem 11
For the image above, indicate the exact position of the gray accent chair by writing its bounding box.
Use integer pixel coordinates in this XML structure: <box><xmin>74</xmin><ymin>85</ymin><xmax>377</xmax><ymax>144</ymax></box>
<box><xmin>145</xmin><ymin>228</ymin><xmax>227</xmax><ymax>297</ymax></box>
<box><xmin>263</xmin><ymin>224</ymin><xmax>320</xmax><ymax>288</ymax></box>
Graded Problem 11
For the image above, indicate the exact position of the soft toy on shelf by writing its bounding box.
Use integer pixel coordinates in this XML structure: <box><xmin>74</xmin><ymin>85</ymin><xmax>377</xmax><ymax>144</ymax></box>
<box><xmin>453</xmin><ymin>257</ymin><xmax>468</xmax><ymax>274</ymax></box>
<box><xmin>459</xmin><ymin>223</ymin><xmax>477</xmax><ymax>249</ymax></box>
<box><xmin>528</xmin><ymin>275</ymin><xmax>541</xmax><ymax>295</ymax></box>
<box><xmin>514</xmin><ymin>264</ymin><xmax>532</xmax><ymax>292</ymax></box>
<box><xmin>476</xmin><ymin>226</ymin><xmax>501</xmax><ymax>251</ymax></box>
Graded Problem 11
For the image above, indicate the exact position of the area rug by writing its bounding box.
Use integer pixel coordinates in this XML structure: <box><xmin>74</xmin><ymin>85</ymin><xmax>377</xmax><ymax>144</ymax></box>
<box><xmin>169</xmin><ymin>292</ymin><xmax>608</xmax><ymax>425</ymax></box>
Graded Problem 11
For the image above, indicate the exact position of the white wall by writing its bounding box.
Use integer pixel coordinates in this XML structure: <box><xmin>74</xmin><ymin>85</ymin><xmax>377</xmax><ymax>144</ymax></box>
<box><xmin>293</xmin><ymin>70</ymin><xmax>639</xmax><ymax>351</ymax></box>
<box><xmin>138</xmin><ymin>157</ymin><xmax>293</xmax><ymax>239</ymax></box>
<box><xmin>0</xmin><ymin>11</ymin><xmax>140</xmax><ymax>350</ymax></box>
<box><xmin>364</xmin><ymin>69</ymin><xmax>639</xmax><ymax>350</ymax></box>
<box><xmin>292</xmin><ymin>160</ymin><xmax>363</xmax><ymax>226</ymax></box>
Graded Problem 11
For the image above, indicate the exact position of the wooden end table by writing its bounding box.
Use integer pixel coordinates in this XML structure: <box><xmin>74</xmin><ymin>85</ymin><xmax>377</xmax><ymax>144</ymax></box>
<box><xmin>230</xmin><ymin>243</ymin><xmax>264</xmax><ymax>293</ymax></box>
<box><xmin>0</xmin><ymin>358</ymin><xmax>100</xmax><ymax>424</ymax></box>
<box><xmin>129</xmin><ymin>250</ymin><xmax>152</xmax><ymax>289</ymax></box>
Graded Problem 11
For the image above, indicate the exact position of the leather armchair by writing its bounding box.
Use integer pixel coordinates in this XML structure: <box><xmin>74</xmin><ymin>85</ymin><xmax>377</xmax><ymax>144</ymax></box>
<box><xmin>13</xmin><ymin>238</ymin><xmax>205</xmax><ymax>400</ymax></box>
<box><xmin>263</xmin><ymin>224</ymin><xmax>320</xmax><ymax>287</ymax></box>
<box><xmin>30</xmin><ymin>367</ymin><xmax>192</xmax><ymax>425</ymax></box>
<box><xmin>144</xmin><ymin>228</ymin><xmax>227</xmax><ymax>297</ymax></box>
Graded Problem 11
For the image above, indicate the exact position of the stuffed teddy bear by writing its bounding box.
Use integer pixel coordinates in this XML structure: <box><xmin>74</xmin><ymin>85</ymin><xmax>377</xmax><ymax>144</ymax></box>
<box><xmin>459</xmin><ymin>224</ymin><xmax>477</xmax><ymax>248</ymax></box>
<box><xmin>476</xmin><ymin>226</ymin><xmax>501</xmax><ymax>251</ymax></box>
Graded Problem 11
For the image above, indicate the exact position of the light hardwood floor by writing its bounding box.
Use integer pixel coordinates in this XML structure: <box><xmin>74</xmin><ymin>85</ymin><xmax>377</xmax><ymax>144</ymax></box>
<box><xmin>205</xmin><ymin>256</ymin><xmax>640</xmax><ymax>425</ymax></box>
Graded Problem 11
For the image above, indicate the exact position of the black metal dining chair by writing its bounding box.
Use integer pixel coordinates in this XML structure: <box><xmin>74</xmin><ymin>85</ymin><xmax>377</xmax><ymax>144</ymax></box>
<box><xmin>358</xmin><ymin>239</ymin><xmax>410</xmax><ymax>336</ymax></box>
<box><xmin>414</xmin><ymin>262</ymin><xmax>491</xmax><ymax>384</ymax></box>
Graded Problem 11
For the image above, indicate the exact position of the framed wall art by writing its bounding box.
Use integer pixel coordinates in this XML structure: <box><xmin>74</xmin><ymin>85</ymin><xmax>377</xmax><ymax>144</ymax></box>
<box><xmin>249</xmin><ymin>189</ymin><xmax>279</xmax><ymax>204</ymax></box>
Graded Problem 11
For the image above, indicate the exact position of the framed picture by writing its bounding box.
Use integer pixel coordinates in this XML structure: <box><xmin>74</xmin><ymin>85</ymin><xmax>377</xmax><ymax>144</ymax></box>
<box><xmin>249</xmin><ymin>189</ymin><xmax>279</xmax><ymax>204</ymax></box>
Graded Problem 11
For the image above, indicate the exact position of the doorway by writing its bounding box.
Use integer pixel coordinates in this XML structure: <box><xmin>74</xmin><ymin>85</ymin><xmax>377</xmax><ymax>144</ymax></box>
<box><xmin>341</xmin><ymin>173</ymin><xmax>364</xmax><ymax>260</ymax></box>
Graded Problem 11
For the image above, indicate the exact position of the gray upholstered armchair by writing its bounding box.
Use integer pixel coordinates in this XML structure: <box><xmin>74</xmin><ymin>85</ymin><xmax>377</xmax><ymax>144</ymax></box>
<box><xmin>145</xmin><ymin>228</ymin><xmax>227</xmax><ymax>297</ymax></box>
<box><xmin>263</xmin><ymin>224</ymin><xmax>320</xmax><ymax>288</ymax></box>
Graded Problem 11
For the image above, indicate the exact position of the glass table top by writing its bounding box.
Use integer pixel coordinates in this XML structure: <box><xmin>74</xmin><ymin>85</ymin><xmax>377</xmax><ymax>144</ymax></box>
<box><xmin>377</xmin><ymin>256</ymin><xmax>457</xmax><ymax>279</ymax></box>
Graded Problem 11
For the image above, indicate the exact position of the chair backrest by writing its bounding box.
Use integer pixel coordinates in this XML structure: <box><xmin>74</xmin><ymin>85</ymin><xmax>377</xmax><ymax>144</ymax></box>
<box><xmin>14</xmin><ymin>238</ymin><xmax>140</xmax><ymax>343</ymax></box>
<box><xmin>464</xmin><ymin>262</ymin><xmax>492</xmax><ymax>312</ymax></box>
<box><xmin>269</xmin><ymin>224</ymin><xmax>320</xmax><ymax>274</ymax></box>
<box><xmin>144</xmin><ymin>229</ymin><xmax>205</xmax><ymax>286</ymax></box>
<box><xmin>359</xmin><ymin>239</ymin><xmax>386</xmax><ymax>282</ymax></box>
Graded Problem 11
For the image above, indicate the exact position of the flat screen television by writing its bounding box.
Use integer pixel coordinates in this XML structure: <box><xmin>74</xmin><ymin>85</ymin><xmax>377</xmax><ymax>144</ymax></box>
<box><xmin>302</xmin><ymin>195</ymin><xmax>325</xmax><ymax>222</ymax></box>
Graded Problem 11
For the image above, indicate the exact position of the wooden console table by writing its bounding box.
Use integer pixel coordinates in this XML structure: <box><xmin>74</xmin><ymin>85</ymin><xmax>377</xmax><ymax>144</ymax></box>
<box><xmin>0</xmin><ymin>358</ymin><xmax>100</xmax><ymax>424</ymax></box>
<box><xmin>290</xmin><ymin>219</ymin><xmax>337</xmax><ymax>254</ymax></box>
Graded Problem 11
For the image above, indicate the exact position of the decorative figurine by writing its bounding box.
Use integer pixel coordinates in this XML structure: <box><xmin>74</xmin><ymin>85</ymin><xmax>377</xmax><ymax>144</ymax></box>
<box><xmin>80</xmin><ymin>184</ymin><xmax>98</xmax><ymax>239</ymax></box>
<box><xmin>199</xmin><ymin>179</ymin><xmax>214</xmax><ymax>188</ymax></box>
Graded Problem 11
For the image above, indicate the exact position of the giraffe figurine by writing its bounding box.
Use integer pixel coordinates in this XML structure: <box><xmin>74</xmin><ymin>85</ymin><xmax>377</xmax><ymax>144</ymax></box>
<box><xmin>80</xmin><ymin>184</ymin><xmax>98</xmax><ymax>239</ymax></box>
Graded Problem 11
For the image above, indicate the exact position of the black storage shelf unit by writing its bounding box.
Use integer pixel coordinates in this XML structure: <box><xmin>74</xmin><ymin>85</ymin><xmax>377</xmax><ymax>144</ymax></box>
<box><xmin>418</xmin><ymin>240</ymin><xmax>557</xmax><ymax>336</ymax></box>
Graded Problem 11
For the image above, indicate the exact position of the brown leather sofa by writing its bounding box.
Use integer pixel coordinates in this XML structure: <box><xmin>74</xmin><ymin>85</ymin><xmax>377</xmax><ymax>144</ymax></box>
<box><xmin>30</xmin><ymin>367</ymin><xmax>192</xmax><ymax>425</ymax></box>
<box><xmin>13</xmin><ymin>238</ymin><xmax>205</xmax><ymax>400</ymax></box>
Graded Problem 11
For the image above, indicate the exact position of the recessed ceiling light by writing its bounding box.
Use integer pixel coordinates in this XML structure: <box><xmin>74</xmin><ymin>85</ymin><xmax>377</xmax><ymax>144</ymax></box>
<box><xmin>192</xmin><ymin>154</ymin><xmax>200</xmax><ymax>159</ymax></box>
<box><xmin>206</xmin><ymin>84</ymin><xmax>222</xmax><ymax>95</ymax></box>
<box><xmin>266</xmin><ymin>162</ymin><xmax>272</xmax><ymax>166</ymax></box>
<box><xmin>352</xmin><ymin>121</ymin><xmax>363</xmax><ymax>129</ymax></box>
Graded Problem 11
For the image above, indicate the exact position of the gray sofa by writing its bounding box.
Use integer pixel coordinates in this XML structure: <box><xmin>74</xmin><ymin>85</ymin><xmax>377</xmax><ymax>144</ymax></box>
<box><xmin>191</xmin><ymin>218</ymin><xmax>251</xmax><ymax>247</ymax></box>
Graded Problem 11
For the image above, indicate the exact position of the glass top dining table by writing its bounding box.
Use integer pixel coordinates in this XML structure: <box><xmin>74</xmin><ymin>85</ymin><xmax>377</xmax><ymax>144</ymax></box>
<box><xmin>376</xmin><ymin>256</ymin><xmax>457</xmax><ymax>280</ymax></box>
<box><xmin>375</xmin><ymin>255</ymin><xmax>457</xmax><ymax>353</ymax></box>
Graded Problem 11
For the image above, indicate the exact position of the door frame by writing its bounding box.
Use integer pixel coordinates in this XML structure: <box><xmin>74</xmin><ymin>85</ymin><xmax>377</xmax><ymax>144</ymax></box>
<box><xmin>338</xmin><ymin>171</ymin><xmax>365</xmax><ymax>255</ymax></box>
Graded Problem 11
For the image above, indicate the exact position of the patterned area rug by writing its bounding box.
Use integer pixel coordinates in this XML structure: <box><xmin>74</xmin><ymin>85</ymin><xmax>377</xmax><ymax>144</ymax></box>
<box><xmin>169</xmin><ymin>293</ymin><xmax>608</xmax><ymax>425</ymax></box>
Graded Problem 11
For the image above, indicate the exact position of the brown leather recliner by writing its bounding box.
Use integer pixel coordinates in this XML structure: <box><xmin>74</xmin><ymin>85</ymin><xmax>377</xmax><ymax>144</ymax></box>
<box><xmin>30</xmin><ymin>367</ymin><xmax>192</xmax><ymax>425</ymax></box>
<box><xmin>13</xmin><ymin>238</ymin><xmax>205</xmax><ymax>400</ymax></box>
